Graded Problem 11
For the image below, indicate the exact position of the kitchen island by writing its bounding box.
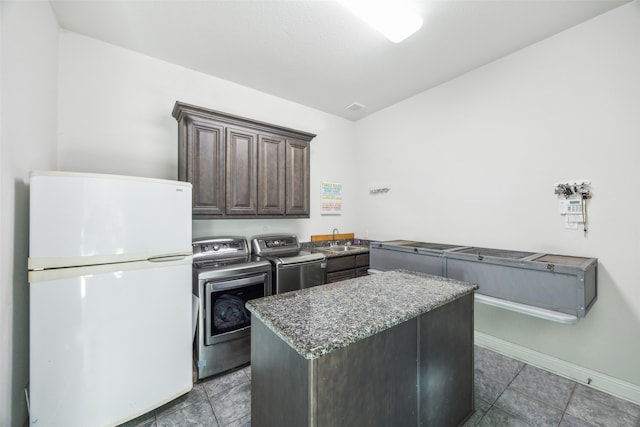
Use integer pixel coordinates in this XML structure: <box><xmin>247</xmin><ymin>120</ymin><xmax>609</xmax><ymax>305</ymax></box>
<box><xmin>246</xmin><ymin>269</ymin><xmax>478</xmax><ymax>427</ymax></box>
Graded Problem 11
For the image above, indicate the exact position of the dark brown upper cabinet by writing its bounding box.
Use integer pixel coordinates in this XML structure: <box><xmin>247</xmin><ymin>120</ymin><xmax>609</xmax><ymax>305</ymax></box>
<box><xmin>173</xmin><ymin>101</ymin><xmax>316</xmax><ymax>219</ymax></box>
<box><xmin>183</xmin><ymin>117</ymin><xmax>225</xmax><ymax>216</ymax></box>
<box><xmin>257</xmin><ymin>134</ymin><xmax>286</xmax><ymax>215</ymax></box>
<box><xmin>285</xmin><ymin>139</ymin><xmax>311</xmax><ymax>215</ymax></box>
<box><xmin>226</xmin><ymin>127</ymin><xmax>257</xmax><ymax>215</ymax></box>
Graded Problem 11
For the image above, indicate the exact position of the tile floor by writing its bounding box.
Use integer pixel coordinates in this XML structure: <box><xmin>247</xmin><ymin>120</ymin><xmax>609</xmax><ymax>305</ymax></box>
<box><xmin>119</xmin><ymin>365</ymin><xmax>251</xmax><ymax>427</ymax></box>
<box><xmin>120</xmin><ymin>346</ymin><xmax>640</xmax><ymax>427</ymax></box>
<box><xmin>468</xmin><ymin>347</ymin><xmax>640</xmax><ymax>426</ymax></box>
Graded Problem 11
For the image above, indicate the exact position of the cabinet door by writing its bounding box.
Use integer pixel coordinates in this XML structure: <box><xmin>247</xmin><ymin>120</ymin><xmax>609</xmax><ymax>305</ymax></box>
<box><xmin>326</xmin><ymin>255</ymin><xmax>356</xmax><ymax>273</ymax></box>
<box><xmin>257</xmin><ymin>134</ymin><xmax>285</xmax><ymax>215</ymax></box>
<box><xmin>355</xmin><ymin>254</ymin><xmax>370</xmax><ymax>268</ymax></box>
<box><xmin>285</xmin><ymin>139</ymin><xmax>310</xmax><ymax>216</ymax></box>
<box><xmin>185</xmin><ymin>119</ymin><xmax>225</xmax><ymax>216</ymax></box>
<box><xmin>226</xmin><ymin>128</ymin><xmax>257</xmax><ymax>215</ymax></box>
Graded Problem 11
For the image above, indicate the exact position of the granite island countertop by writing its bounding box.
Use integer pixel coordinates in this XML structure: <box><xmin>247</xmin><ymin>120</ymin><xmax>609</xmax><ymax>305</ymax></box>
<box><xmin>246</xmin><ymin>269</ymin><xmax>477</xmax><ymax>360</ymax></box>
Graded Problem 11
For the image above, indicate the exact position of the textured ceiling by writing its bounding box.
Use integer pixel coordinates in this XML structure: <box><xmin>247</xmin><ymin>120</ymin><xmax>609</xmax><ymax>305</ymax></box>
<box><xmin>50</xmin><ymin>0</ymin><xmax>629</xmax><ymax>120</ymax></box>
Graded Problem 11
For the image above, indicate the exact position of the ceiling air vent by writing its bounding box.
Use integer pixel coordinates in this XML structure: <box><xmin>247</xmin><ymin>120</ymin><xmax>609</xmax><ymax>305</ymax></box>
<box><xmin>345</xmin><ymin>102</ymin><xmax>366</xmax><ymax>112</ymax></box>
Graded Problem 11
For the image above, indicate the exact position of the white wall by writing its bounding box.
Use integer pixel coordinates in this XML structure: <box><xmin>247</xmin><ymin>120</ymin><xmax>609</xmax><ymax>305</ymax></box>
<box><xmin>58</xmin><ymin>31</ymin><xmax>358</xmax><ymax>241</ymax></box>
<box><xmin>355</xmin><ymin>1</ymin><xmax>640</xmax><ymax>391</ymax></box>
<box><xmin>14</xmin><ymin>3</ymin><xmax>638</xmax><ymax>424</ymax></box>
<box><xmin>0</xmin><ymin>2</ymin><xmax>59</xmax><ymax>425</ymax></box>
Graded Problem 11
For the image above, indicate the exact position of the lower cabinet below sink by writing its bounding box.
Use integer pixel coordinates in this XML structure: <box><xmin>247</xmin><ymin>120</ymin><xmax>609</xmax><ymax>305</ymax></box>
<box><xmin>326</xmin><ymin>253</ymin><xmax>370</xmax><ymax>283</ymax></box>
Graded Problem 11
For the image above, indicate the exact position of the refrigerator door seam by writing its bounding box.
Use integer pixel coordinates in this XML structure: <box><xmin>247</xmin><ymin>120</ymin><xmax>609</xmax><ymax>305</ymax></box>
<box><xmin>28</xmin><ymin>256</ymin><xmax>193</xmax><ymax>283</ymax></box>
<box><xmin>28</xmin><ymin>248</ymin><xmax>193</xmax><ymax>271</ymax></box>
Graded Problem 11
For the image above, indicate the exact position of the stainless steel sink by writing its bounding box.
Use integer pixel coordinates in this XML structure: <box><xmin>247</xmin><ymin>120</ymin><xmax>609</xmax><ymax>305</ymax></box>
<box><xmin>331</xmin><ymin>245</ymin><xmax>359</xmax><ymax>252</ymax></box>
<box><xmin>317</xmin><ymin>245</ymin><xmax>359</xmax><ymax>252</ymax></box>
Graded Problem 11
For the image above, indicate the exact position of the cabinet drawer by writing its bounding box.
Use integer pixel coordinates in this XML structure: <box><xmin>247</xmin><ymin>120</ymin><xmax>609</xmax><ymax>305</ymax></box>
<box><xmin>356</xmin><ymin>267</ymin><xmax>369</xmax><ymax>277</ymax></box>
<box><xmin>355</xmin><ymin>253</ymin><xmax>369</xmax><ymax>268</ymax></box>
<box><xmin>327</xmin><ymin>270</ymin><xmax>356</xmax><ymax>283</ymax></box>
<box><xmin>326</xmin><ymin>256</ymin><xmax>356</xmax><ymax>273</ymax></box>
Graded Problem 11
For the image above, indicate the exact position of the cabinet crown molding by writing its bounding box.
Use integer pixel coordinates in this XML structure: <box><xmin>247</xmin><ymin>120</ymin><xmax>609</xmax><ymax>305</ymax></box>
<box><xmin>172</xmin><ymin>101</ymin><xmax>316</xmax><ymax>143</ymax></box>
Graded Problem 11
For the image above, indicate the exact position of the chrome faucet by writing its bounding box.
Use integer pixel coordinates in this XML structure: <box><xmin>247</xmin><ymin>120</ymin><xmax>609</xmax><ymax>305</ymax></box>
<box><xmin>331</xmin><ymin>228</ymin><xmax>339</xmax><ymax>246</ymax></box>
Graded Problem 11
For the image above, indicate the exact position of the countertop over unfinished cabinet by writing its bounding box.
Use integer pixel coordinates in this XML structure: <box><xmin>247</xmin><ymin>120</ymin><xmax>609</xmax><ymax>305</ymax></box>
<box><xmin>369</xmin><ymin>240</ymin><xmax>597</xmax><ymax>323</ymax></box>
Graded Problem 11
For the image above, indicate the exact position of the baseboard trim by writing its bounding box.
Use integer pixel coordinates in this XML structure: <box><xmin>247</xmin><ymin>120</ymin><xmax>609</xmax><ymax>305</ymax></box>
<box><xmin>474</xmin><ymin>331</ymin><xmax>640</xmax><ymax>406</ymax></box>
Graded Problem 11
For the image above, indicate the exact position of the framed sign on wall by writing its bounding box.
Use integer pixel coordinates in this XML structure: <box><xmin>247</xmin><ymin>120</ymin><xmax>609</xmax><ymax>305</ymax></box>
<box><xmin>321</xmin><ymin>182</ymin><xmax>342</xmax><ymax>215</ymax></box>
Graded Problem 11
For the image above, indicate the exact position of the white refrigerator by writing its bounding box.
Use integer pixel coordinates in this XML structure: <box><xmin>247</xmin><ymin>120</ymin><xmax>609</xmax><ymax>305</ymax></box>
<box><xmin>28</xmin><ymin>171</ymin><xmax>193</xmax><ymax>427</ymax></box>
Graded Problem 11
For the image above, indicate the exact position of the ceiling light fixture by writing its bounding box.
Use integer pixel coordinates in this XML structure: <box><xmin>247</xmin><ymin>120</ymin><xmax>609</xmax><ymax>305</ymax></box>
<box><xmin>338</xmin><ymin>0</ymin><xmax>423</xmax><ymax>43</ymax></box>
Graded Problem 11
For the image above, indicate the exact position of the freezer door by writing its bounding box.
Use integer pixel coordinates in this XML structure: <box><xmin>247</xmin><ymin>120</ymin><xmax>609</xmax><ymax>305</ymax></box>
<box><xmin>29</xmin><ymin>262</ymin><xmax>192</xmax><ymax>427</ymax></box>
<box><xmin>29</xmin><ymin>171</ymin><xmax>192</xmax><ymax>268</ymax></box>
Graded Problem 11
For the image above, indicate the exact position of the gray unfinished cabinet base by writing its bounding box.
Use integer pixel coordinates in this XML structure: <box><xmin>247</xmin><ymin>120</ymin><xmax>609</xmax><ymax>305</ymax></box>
<box><xmin>250</xmin><ymin>293</ymin><xmax>474</xmax><ymax>427</ymax></box>
<box><xmin>370</xmin><ymin>241</ymin><xmax>597</xmax><ymax>320</ymax></box>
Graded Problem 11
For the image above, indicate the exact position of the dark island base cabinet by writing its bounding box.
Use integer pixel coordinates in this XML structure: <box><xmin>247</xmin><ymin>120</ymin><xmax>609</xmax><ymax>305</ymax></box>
<box><xmin>250</xmin><ymin>293</ymin><xmax>474</xmax><ymax>427</ymax></box>
<box><xmin>173</xmin><ymin>101</ymin><xmax>315</xmax><ymax>219</ymax></box>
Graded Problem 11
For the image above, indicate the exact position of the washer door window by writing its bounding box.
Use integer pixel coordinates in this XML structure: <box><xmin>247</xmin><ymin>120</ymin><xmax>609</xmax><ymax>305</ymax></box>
<box><xmin>204</xmin><ymin>274</ymin><xmax>266</xmax><ymax>346</ymax></box>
